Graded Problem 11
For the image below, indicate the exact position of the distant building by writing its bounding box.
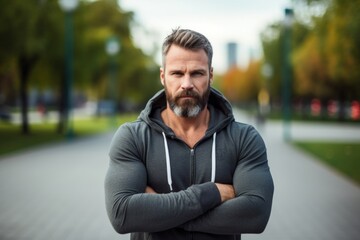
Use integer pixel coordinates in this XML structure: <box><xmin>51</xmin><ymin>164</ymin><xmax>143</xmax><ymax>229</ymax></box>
<box><xmin>227</xmin><ymin>42</ymin><xmax>238</xmax><ymax>69</ymax></box>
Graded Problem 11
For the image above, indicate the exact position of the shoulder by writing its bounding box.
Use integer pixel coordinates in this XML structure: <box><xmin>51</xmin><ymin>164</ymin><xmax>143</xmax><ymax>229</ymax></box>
<box><xmin>114</xmin><ymin>119</ymin><xmax>150</xmax><ymax>138</ymax></box>
<box><xmin>228</xmin><ymin>121</ymin><xmax>266</xmax><ymax>151</ymax></box>
<box><xmin>229</xmin><ymin>121</ymin><xmax>259</xmax><ymax>138</ymax></box>
<box><xmin>109</xmin><ymin>119</ymin><xmax>150</xmax><ymax>158</ymax></box>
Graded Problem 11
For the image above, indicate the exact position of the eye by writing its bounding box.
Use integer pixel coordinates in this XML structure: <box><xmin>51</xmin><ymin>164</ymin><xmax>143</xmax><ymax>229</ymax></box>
<box><xmin>191</xmin><ymin>71</ymin><xmax>205</xmax><ymax>77</ymax></box>
<box><xmin>171</xmin><ymin>71</ymin><xmax>183</xmax><ymax>77</ymax></box>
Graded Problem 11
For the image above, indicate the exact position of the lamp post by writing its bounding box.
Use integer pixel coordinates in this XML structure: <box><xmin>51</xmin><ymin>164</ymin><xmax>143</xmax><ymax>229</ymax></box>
<box><xmin>282</xmin><ymin>8</ymin><xmax>294</xmax><ymax>141</ymax></box>
<box><xmin>59</xmin><ymin>0</ymin><xmax>78</xmax><ymax>139</ymax></box>
<box><xmin>105</xmin><ymin>36</ymin><xmax>120</xmax><ymax>128</ymax></box>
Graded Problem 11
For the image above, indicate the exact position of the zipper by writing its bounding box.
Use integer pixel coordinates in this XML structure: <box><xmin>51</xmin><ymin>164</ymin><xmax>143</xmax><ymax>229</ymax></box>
<box><xmin>189</xmin><ymin>148</ymin><xmax>195</xmax><ymax>185</ymax></box>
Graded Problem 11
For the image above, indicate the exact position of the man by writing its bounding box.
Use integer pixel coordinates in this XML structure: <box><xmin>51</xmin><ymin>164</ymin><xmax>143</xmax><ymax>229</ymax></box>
<box><xmin>105</xmin><ymin>28</ymin><xmax>274</xmax><ymax>240</ymax></box>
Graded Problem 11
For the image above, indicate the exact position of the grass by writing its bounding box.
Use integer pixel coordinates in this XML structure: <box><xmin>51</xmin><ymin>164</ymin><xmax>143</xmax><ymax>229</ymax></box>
<box><xmin>0</xmin><ymin>114</ymin><xmax>137</xmax><ymax>156</ymax></box>
<box><xmin>294</xmin><ymin>141</ymin><xmax>360</xmax><ymax>184</ymax></box>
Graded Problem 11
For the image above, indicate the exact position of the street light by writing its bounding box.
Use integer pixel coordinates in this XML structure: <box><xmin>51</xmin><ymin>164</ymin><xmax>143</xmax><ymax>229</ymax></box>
<box><xmin>105</xmin><ymin>36</ymin><xmax>120</xmax><ymax>128</ymax></box>
<box><xmin>282</xmin><ymin>8</ymin><xmax>294</xmax><ymax>141</ymax></box>
<box><xmin>59</xmin><ymin>0</ymin><xmax>78</xmax><ymax>139</ymax></box>
<box><xmin>106</xmin><ymin>37</ymin><xmax>120</xmax><ymax>56</ymax></box>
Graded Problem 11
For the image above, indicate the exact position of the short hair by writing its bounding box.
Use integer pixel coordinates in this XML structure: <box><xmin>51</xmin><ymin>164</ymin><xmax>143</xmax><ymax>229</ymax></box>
<box><xmin>162</xmin><ymin>28</ymin><xmax>213</xmax><ymax>69</ymax></box>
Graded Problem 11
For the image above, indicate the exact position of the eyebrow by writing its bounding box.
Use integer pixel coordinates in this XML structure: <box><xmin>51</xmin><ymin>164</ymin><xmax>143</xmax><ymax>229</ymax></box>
<box><xmin>168</xmin><ymin>67</ymin><xmax>207</xmax><ymax>73</ymax></box>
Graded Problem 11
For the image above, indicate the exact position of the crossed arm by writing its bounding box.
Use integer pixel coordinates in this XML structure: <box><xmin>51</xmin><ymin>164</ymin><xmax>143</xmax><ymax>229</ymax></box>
<box><xmin>105</xmin><ymin>125</ymin><xmax>274</xmax><ymax>235</ymax></box>
<box><xmin>105</xmin><ymin>154</ymin><xmax>273</xmax><ymax>235</ymax></box>
<box><xmin>146</xmin><ymin>184</ymin><xmax>235</xmax><ymax>203</ymax></box>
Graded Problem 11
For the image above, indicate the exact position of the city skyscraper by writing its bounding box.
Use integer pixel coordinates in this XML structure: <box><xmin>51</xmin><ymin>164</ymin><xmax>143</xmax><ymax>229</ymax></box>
<box><xmin>227</xmin><ymin>42</ymin><xmax>238</xmax><ymax>69</ymax></box>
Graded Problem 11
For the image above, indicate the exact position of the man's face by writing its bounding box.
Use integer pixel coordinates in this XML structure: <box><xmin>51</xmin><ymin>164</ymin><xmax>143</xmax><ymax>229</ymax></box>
<box><xmin>160</xmin><ymin>45</ymin><xmax>213</xmax><ymax>118</ymax></box>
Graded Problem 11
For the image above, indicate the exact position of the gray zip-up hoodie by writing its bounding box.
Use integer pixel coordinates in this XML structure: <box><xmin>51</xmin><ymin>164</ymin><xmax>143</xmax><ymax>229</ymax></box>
<box><xmin>105</xmin><ymin>88</ymin><xmax>274</xmax><ymax>240</ymax></box>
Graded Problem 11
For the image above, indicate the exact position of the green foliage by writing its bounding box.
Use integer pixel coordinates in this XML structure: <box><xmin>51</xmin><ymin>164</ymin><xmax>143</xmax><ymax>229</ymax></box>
<box><xmin>260</xmin><ymin>22</ymin><xmax>283</xmax><ymax>101</ymax></box>
<box><xmin>72</xmin><ymin>0</ymin><xmax>161</xmax><ymax>105</ymax></box>
<box><xmin>0</xmin><ymin>0</ymin><xmax>161</xmax><ymax>135</ymax></box>
<box><xmin>261</xmin><ymin>0</ymin><xmax>360</xmax><ymax>105</ymax></box>
<box><xmin>294</xmin><ymin>141</ymin><xmax>360</xmax><ymax>184</ymax></box>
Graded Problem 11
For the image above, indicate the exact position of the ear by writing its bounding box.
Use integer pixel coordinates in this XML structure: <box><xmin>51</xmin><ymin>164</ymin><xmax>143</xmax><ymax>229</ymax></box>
<box><xmin>209</xmin><ymin>67</ymin><xmax>214</xmax><ymax>84</ymax></box>
<box><xmin>160</xmin><ymin>67</ymin><xmax>165</xmax><ymax>86</ymax></box>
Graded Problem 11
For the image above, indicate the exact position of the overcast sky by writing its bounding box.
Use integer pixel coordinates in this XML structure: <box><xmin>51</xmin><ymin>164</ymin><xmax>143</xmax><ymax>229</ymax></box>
<box><xmin>119</xmin><ymin>0</ymin><xmax>292</xmax><ymax>73</ymax></box>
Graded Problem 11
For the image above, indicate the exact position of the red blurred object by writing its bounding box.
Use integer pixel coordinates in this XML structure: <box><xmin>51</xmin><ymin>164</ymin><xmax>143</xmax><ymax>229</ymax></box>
<box><xmin>311</xmin><ymin>99</ymin><xmax>321</xmax><ymax>116</ymax></box>
<box><xmin>351</xmin><ymin>101</ymin><xmax>360</xmax><ymax>120</ymax></box>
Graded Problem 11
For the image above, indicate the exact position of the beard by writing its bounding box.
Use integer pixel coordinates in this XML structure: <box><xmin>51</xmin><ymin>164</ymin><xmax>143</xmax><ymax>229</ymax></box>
<box><xmin>165</xmin><ymin>83</ymin><xmax>210</xmax><ymax>118</ymax></box>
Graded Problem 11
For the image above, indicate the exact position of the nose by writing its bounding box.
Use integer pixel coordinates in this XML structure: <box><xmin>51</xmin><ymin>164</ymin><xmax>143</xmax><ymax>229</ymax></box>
<box><xmin>181</xmin><ymin>75</ymin><xmax>194</xmax><ymax>90</ymax></box>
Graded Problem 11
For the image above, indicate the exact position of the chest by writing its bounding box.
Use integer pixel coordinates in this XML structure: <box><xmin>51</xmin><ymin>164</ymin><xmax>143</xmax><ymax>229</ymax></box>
<box><xmin>144</xmin><ymin>131</ymin><xmax>238</xmax><ymax>193</ymax></box>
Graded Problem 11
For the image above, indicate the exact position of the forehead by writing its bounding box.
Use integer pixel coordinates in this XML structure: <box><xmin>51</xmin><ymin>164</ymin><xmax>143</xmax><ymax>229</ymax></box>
<box><xmin>164</xmin><ymin>45</ymin><xmax>209</xmax><ymax>70</ymax></box>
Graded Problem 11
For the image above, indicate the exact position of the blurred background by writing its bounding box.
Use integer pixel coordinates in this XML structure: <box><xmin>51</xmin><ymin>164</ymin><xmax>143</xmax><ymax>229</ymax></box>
<box><xmin>0</xmin><ymin>0</ymin><xmax>359</xmax><ymax>136</ymax></box>
<box><xmin>0</xmin><ymin>0</ymin><xmax>359</xmax><ymax>240</ymax></box>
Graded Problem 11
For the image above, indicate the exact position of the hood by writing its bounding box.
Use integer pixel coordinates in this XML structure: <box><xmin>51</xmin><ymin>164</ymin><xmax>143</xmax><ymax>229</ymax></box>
<box><xmin>138</xmin><ymin>87</ymin><xmax>235</xmax><ymax>135</ymax></box>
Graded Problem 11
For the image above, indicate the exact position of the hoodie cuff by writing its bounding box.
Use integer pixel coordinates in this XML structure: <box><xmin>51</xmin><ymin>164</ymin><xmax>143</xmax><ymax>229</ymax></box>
<box><xmin>194</xmin><ymin>182</ymin><xmax>221</xmax><ymax>212</ymax></box>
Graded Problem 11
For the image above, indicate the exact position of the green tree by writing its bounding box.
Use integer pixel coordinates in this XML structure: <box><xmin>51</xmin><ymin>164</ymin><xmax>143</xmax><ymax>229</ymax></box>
<box><xmin>292</xmin><ymin>0</ymin><xmax>360</xmax><ymax>119</ymax></box>
<box><xmin>0</xmin><ymin>0</ymin><xmax>161</xmax><ymax>135</ymax></box>
<box><xmin>292</xmin><ymin>33</ymin><xmax>331</xmax><ymax>98</ymax></box>
<box><xmin>74</xmin><ymin>0</ymin><xmax>160</xmax><ymax>109</ymax></box>
<box><xmin>324</xmin><ymin>0</ymin><xmax>360</xmax><ymax>99</ymax></box>
<box><xmin>0</xmin><ymin>0</ymin><xmax>62</xmax><ymax>134</ymax></box>
<box><xmin>261</xmin><ymin>0</ymin><xmax>360</xmax><ymax>110</ymax></box>
<box><xmin>260</xmin><ymin>23</ymin><xmax>282</xmax><ymax>103</ymax></box>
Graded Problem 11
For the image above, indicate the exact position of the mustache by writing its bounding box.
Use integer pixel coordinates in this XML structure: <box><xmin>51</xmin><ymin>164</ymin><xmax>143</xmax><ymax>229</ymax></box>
<box><xmin>176</xmin><ymin>90</ymin><xmax>199</xmax><ymax>98</ymax></box>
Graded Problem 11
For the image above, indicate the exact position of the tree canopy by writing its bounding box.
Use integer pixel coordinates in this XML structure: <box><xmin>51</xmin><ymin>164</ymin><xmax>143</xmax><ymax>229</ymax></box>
<box><xmin>259</xmin><ymin>0</ymin><xmax>360</xmax><ymax>106</ymax></box>
<box><xmin>0</xmin><ymin>0</ymin><xmax>161</xmax><ymax>133</ymax></box>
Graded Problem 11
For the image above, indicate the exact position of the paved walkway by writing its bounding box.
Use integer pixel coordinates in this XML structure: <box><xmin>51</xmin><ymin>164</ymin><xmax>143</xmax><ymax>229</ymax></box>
<box><xmin>0</xmin><ymin>134</ymin><xmax>125</xmax><ymax>240</ymax></box>
<box><xmin>0</xmin><ymin>111</ymin><xmax>359</xmax><ymax>240</ymax></box>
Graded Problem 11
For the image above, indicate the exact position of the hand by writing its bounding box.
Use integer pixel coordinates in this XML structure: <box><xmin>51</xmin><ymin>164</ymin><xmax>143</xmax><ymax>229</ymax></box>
<box><xmin>215</xmin><ymin>183</ymin><xmax>235</xmax><ymax>202</ymax></box>
<box><xmin>145</xmin><ymin>186</ymin><xmax>157</xmax><ymax>194</ymax></box>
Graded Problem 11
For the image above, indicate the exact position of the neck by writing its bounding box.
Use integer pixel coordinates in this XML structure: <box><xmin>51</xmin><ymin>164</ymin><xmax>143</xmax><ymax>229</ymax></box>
<box><xmin>161</xmin><ymin>106</ymin><xmax>209</xmax><ymax>147</ymax></box>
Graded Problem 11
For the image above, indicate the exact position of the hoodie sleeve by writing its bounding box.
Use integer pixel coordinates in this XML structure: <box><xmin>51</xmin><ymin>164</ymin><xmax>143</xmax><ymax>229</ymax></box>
<box><xmin>181</xmin><ymin>125</ymin><xmax>274</xmax><ymax>234</ymax></box>
<box><xmin>104</xmin><ymin>123</ymin><xmax>222</xmax><ymax>234</ymax></box>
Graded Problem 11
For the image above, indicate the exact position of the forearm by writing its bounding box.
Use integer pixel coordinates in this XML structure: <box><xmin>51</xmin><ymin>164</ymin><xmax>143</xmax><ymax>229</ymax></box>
<box><xmin>182</xmin><ymin>164</ymin><xmax>274</xmax><ymax>234</ymax></box>
<box><xmin>181</xmin><ymin>193</ymin><xmax>272</xmax><ymax>234</ymax></box>
<box><xmin>105</xmin><ymin>165</ymin><xmax>221</xmax><ymax>234</ymax></box>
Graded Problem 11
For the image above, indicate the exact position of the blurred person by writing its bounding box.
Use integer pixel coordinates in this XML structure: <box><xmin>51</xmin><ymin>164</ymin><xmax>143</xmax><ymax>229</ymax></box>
<box><xmin>105</xmin><ymin>28</ymin><xmax>274</xmax><ymax>240</ymax></box>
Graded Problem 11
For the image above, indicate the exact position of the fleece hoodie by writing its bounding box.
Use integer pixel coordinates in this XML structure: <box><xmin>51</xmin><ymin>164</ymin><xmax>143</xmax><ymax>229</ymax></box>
<box><xmin>105</xmin><ymin>88</ymin><xmax>274</xmax><ymax>240</ymax></box>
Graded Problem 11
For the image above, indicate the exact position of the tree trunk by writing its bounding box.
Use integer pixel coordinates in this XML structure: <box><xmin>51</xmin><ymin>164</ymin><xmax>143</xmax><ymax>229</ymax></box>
<box><xmin>18</xmin><ymin>56</ymin><xmax>33</xmax><ymax>135</ymax></box>
<box><xmin>18</xmin><ymin>55</ymin><xmax>39</xmax><ymax>134</ymax></box>
<box><xmin>57</xmin><ymin>72</ymin><xmax>66</xmax><ymax>134</ymax></box>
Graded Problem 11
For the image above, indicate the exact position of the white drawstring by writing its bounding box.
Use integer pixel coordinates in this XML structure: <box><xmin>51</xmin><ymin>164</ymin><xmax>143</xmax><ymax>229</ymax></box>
<box><xmin>162</xmin><ymin>132</ymin><xmax>173</xmax><ymax>192</ymax></box>
<box><xmin>162</xmin><ymin>132</ymin><xmax>217</xmax><ymax>192</ymax></box>
<box><xmin>211</xmin><ymin>132</ymin><xmax>217</xmax><ymax>182</ymax></box>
